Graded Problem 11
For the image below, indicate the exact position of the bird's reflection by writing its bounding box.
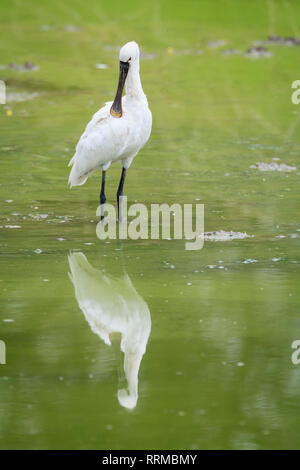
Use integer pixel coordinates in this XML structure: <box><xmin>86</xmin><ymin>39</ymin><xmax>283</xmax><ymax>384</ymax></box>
<box><xmin>68</xmin><ymin>252</ymin><xmax>151</xmax><ymax>409</ymax></box>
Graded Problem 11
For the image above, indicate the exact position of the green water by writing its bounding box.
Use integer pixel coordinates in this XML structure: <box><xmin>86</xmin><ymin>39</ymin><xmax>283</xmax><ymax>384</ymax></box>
<box><xmin>1</xmin><ymin>0</ymin><xmax>300</xmax><ymax>450</ymax></box>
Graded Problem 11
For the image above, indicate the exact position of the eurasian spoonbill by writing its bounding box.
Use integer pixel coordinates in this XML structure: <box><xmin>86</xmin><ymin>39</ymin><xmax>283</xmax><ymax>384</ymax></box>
<box><xmin>68</xmin><ymin>41</ymin><xmax>152</xmax><ymax>220</ymax></box>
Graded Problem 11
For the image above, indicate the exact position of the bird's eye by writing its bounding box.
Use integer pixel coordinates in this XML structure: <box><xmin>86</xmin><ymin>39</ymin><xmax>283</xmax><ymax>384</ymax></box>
<box><xmin>128</xmin><ymin>57</ymin><xmax>132</xmax><ymax>62</ymax></box>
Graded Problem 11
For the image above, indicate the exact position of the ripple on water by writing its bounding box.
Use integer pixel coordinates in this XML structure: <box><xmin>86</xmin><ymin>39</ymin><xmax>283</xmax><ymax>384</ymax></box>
<box><xmin>245</xmin><ymin>46</ymin><xmax>272</xmax><ymax>58</ymax></box>
<box><xmin>250</xmin><ymin>162</ymin><xmax>297</xmax><ymax>172</ymax></box>
<box><xmin>203</xmin><ymin>230</ymin><xmax>253</xmax><ymax>241</ymax></box>
<box><xmin>6</xmin><ymin>91</ymin><xmax>41</xmax><ymax>103</ymax></box>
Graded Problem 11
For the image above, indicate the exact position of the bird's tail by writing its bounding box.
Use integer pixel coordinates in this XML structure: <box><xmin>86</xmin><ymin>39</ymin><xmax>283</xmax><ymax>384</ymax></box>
<box><xmin>68</xmin><ymin>159</ymin><xmax>88</xmax><ymax>188</ymax></box>
<box><xmin>68</xmin><ymin>155</ymin><xmax>75</xmax><ymax>167</ymax></box>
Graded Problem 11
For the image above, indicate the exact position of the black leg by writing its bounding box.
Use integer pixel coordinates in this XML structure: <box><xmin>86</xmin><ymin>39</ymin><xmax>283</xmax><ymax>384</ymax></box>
<box><xmin>117</xmin><ymin>167</ymin><xmax>126</xmax><ymax>222</ymax></box>
<box><xmin>100</xmin><ymin>170</ymin><xmax>106</xmax><ymax>221</ymax></box>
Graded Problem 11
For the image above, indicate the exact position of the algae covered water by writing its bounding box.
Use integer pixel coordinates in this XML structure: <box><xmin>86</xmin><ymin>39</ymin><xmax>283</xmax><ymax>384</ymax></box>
<box><xmin>0</xmin><ymin>0</ymin><xmax>300</xmax><ymax>450</ymax></box>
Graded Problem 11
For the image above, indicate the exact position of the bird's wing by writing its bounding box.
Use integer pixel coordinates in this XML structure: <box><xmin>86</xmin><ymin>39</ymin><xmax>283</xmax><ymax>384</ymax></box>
<box><xmin>80</xmin><ymin>101</ymin><xmax>113</xmax><ymax>137</ymax></box>
<box><xmin>68</xmin><ymin>102</ymin><xmax>112</xmax><ymax>168</ymax></box>
<box><xmin>68</xmin><ymin>103</ymin><xmax>132</xmax><ymax>187</ymax></box>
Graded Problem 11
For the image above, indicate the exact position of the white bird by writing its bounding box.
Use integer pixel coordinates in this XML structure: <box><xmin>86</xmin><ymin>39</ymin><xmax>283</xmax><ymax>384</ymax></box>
<box><xmin>68</xmin><ymin>252</ymin><xmax>151</xmax><ymax>409</ymax></box>
<box><xmin>68</xmin><ymin>41</ymin><xmax>152</xmax><ymax>220</ymax></box>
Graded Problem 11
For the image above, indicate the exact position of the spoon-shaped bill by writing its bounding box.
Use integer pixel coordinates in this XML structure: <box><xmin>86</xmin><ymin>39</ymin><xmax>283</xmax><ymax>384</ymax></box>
<box><xmin>110</xmin><ymin>61</ymin><xmax>130</xmax><ymax>118</ymax></box>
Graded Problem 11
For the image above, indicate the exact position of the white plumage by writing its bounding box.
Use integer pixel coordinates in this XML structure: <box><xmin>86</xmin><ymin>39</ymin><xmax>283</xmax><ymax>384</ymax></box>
<box><xmin>68</xmin><ymin>252</ymin><xmax>151</xmax><ymax>409</ymax></box>
<box><xmin>68</xmin><ymin>41</ymin><xmax>152</xmax><ymax>193</ymax></box>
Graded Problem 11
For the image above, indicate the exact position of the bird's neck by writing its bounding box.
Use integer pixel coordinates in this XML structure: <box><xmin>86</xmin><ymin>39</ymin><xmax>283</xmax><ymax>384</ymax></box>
<box><xmin>125</xmin><ymin>61</ymin><xmax>145</xmax><ymax>99</ymax></box>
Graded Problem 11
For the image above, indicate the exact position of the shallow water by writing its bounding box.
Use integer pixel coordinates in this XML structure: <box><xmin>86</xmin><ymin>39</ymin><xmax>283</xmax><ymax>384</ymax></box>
<box><xmin>0</xmin><ymin>0</ymin><xmax>300</xmax><ymax>450</ymax></box>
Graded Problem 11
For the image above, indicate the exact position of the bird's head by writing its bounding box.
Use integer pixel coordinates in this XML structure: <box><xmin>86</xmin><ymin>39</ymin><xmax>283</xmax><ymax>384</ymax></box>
<box><xmin>119</xmin><ymin>41</ymin><xmax>140</xmax><ymax>65</ymax></box>
<box><xmin>110</xmin><ymin>41</ymin><xmax>140</xmax><ymax>118</ymax></box>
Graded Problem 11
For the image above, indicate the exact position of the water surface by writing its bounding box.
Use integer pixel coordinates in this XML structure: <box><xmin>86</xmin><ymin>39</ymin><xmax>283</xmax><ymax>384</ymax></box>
<box><xmin>0</xmin><ymin>0</ymin><xmax>300</xmax><ymax>450</ymax></box>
